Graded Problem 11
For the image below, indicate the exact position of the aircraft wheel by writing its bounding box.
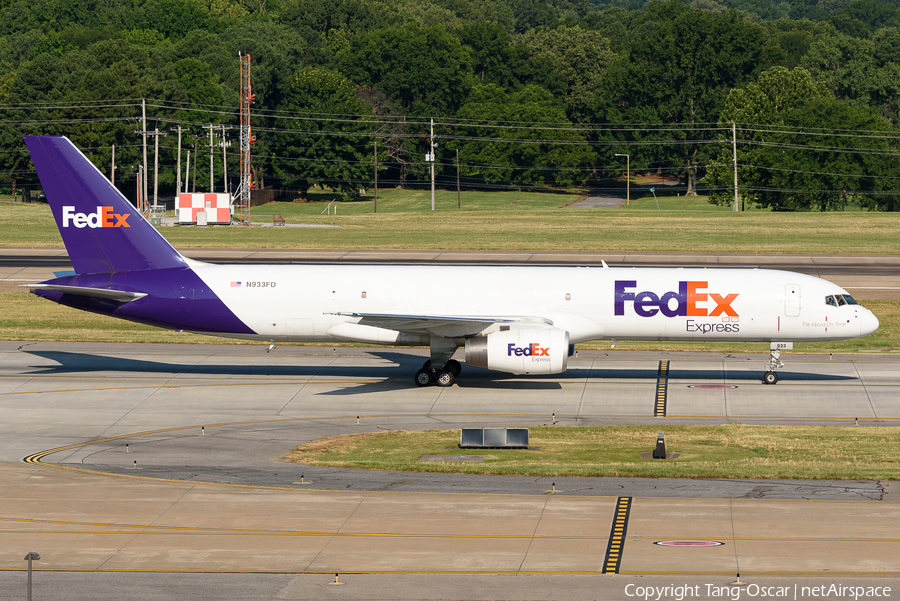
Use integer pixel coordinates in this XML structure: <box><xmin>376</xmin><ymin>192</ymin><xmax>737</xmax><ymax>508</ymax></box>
<box><xmin>445</xmin><ymin>359</ymin><xmax>462</xmax><ymax>377</ymax></box>
<box><xmin>415</xmin><ymin>368</ymin><xmax>434</xmax><ymax>387</ymax></box>
<box><xmin>434</xmin><ymin>369</ymin><xmax>455</xmax><ymax>387</ymax></box>
<box><xmin>763</xmin><ymin>371</ymin><xmax>778</xmax><ymax>385</ymax></box>
<box><xmin>422</xmin><ymin>360</ymin><xmax>432</xmax><ymax>370</ymax></box>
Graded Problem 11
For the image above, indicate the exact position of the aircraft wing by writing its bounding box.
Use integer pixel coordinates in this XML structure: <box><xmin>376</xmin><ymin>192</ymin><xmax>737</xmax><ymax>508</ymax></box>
<box><xmin>25</xmin><ymin>284</ymin><xmax>147</xmax><ymax>303</ymax></box>
<box><xmin>330</xmin><ymin>312</ymin><xmax>551</xmax><ymax>337</ymax></box>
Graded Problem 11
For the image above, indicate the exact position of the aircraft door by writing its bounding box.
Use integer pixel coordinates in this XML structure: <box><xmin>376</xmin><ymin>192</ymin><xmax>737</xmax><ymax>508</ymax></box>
<box><xmin>785</xmin><ymin>284</ymin><xmax>800</xmax><ymax>317</ymax></box>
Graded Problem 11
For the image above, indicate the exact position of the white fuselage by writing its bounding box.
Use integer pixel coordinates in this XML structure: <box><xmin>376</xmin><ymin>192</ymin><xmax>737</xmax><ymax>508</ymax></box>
<box><xmin>189</xmin><ymin>262</ymin><xmax>878</xmax><ymax>345</ymax></box>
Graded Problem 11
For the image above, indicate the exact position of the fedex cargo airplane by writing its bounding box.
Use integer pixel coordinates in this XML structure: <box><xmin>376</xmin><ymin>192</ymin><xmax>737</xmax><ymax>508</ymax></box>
<box><xmin>24</xmin><ymin>136</ymin><xmax>879</xmax><ymax>386</ymax></box>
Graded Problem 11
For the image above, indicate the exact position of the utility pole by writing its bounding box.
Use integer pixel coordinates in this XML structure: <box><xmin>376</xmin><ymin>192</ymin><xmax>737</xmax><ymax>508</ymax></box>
<box><xmin>193</xmin><ymin>137</ymin><xmax>198</xmax><ymax>192</ymax></box>
<box><xmin>202</xmin><ymin>123</ymin><xmax>216</xmax><ymax>192</ymax></box>
<box><xmin>239</xmin><ymin>52</ymin><xmax>254</xmax><ymax>224</ymax></box>
<box><xmin>110</xmin><ymin>144</ymin><xmax>115</xmax><ymax>186</ymax></box>
<box><xmin>732</xmin><ymin>122</ymin><xmax>739</xmax><ymax>212</ymax></box>
<box><xmin>153</xmin><ymin>128</ymin><xmax>159</xmax><ymax>207</ymax></box>
<box><xmin>135</xmin><ymin>128</ymin><xmax>166</xmax><ymax>207</ymax></box>
<box><xmin>185</xmin><ymin>151</ymin><xmax>191</xmax><ymax>193</ymax></box>
<box><xmin>221</xmin><ymin>125</ymin><xmax>230</xmax><ymax>194</ymax></box>
<box><xmin>135</xmin><ymin>105</ymin><xmax>164</xmax><ymax>208</ymax></box>
<box><xmin>142</xmin><ymin>99</ymin><xmax>148</xmax><ymax>212</ymax></box>
<box><xmin>456</xmin><ymin>148</ymin><xmax>460</xmax><ymax>209</ymax></box>
<box><xmin>171</xmin><ymin>126</ymin><xmax>185</xmax><ymax>199</ymax></box>
<box><xmin>429</xmin><ymin>118</ymin><xmax>436</xmax><ymax>211</ymax></box>
<box><xmin>374</xmin><ymin>140</ymin><xmax>378</xmax><ymax>214</ymax></box>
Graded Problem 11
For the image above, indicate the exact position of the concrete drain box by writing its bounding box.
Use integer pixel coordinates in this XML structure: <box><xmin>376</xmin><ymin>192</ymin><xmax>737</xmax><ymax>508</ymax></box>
<box><xmin>460</xmin><ymin>428</ymin><xmax>528</xmax><ymax>449</ymax></box>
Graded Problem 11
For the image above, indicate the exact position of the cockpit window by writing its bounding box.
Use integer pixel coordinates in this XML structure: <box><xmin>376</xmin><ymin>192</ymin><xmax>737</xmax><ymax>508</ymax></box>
<box><xmin>836</xmin><ymin>295</ymin><xmax>847</xmax><ymax>306</ymax></box>
<box><xmin>841</xmin><ymin>294</ymin><xmax>859</xmax><ymax>305</ymax></box>
<box><xmin>825</xmin><ymin>295</ymin><xmax>837</xmax><ymax>307</ymax></box>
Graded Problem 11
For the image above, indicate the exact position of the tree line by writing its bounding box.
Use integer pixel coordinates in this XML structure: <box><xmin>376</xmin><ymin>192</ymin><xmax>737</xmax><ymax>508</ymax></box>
<box><xmin>0</xmin><ymin>0</ymin><xmax>898</xmax><ymax>210</ymax></box>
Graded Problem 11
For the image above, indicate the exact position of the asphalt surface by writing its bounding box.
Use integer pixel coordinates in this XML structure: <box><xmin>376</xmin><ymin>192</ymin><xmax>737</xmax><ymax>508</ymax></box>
<box><xmin>1</xmin><ymin>573</ymin><xmax>897</xmax><ymax>601</ymax></box>
<box><xmin>4</xmin><ymin>342</ymin><xmax>900</xmax><ymax>598</ymax></box>
<box><xmin>75</xmin><ymin>419</ymin><xmax>891</xmax><ymax>502</ymax></box>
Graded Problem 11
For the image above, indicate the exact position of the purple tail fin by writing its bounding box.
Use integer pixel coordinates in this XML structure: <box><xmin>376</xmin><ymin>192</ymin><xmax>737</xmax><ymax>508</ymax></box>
<box><xmin>24</xmin><ymin>136</ymin><xmax>187</xmax><ymax>274</ymax></box>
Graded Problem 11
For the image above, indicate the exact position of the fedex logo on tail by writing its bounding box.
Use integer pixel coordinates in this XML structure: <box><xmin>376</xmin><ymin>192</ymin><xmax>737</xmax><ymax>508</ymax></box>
<box><xmin>62</xmin><ymin>206</ymin><xmax>130</xmax><ymax>228</ymax></box>
<box><xmin>615</xmin><ymin>281</ymin><xmax>738</xmax><ymax>318</ymax></box>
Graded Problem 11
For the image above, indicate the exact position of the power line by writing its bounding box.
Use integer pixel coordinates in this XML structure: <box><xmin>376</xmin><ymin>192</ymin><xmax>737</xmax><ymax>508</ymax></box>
<box><xmin>742</xmin><ymin>164</ymin><xmax>900</xmax><ymax>179</ymax></box>
<box><xmin>745</xmin><ymin>140</ymin><xmax>900</xmax><ymax>156</ymax></box>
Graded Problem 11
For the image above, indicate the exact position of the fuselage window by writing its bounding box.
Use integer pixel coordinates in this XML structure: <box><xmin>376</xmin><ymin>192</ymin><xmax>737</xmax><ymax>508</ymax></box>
<box><xmin>825</xmin><ymin>295</ymin><xmax>837</xmax><ymax>307</ymax></box>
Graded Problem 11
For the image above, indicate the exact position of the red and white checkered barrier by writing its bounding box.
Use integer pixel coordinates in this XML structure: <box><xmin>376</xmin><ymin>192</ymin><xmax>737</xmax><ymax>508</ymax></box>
<box><xmin>177</xmin><ymin>193</ymin><xmax>232</xmax><ymax>224</ymax></box>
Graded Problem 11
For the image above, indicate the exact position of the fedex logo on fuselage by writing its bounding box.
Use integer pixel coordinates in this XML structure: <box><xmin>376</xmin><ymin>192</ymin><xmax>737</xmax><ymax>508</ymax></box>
<box><xmin>62</xmin><ymin>206</ymin><xmax>130</xmax><ymax>228</ymax></box>
<box><xmin>508</xmin><ymin>343</ymin><xmax>550</xmax><ymax>357</ymax></box>
<box><xmin>615</xmin><ymin>280</ymin><xmax>738</xmax><ymax>318</ymax></box>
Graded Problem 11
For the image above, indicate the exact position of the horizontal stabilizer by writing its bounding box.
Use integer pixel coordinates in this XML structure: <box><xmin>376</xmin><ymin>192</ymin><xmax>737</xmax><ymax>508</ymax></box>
<box><xmin>25</xmin><ymin>284</ymin><xmax>147</xmax><ymax>303</ymax></box>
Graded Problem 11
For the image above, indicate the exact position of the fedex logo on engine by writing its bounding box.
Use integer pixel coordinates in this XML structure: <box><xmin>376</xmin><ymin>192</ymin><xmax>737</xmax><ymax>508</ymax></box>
<box><xmin>62</xmin><ymin>206</ymin><xmax>130</xmax><ymax>228</ymax></box>
<box><xmin>615</xmin><ymin>280</ymin><xmax>738</xmax><ymax>318</ymax></box>
<box><xmin>508</xmin><ymin>343</ymin><xmax>550</xmax><ymax>357</ymax></box>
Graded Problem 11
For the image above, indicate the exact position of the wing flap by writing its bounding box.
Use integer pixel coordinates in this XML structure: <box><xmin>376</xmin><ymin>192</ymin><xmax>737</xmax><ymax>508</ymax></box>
<box><xmin>329</xmin><ymin>312</ymin><xmax>551</xmax><ymax>337</ymax></box>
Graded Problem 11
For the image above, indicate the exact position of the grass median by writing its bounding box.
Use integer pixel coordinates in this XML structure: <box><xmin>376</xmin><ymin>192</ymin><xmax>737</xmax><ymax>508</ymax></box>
<box><xmin>3</xmin><ymin>193</ymin><xmax>899</xmax><ymax>254</ymax></box>
<box><xmin>286</xmin><ymin>424</ymin><xmax>900</xmax><ymax>481</ymax></box>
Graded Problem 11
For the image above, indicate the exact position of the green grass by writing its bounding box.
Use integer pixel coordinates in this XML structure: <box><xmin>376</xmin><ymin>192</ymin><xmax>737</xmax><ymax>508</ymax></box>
<box><xmin>3</xmin><ymin>194</ymin><xmax>899</xmax><ymax>254</ymax></box>
<box><xmin>256</xmin><ymin>188</ymin><xmax>574</xmax><ymax>215</ymax></box>
<box><xmin>286</xmin><ymin>425</ymin><xmax>900</xmax><ymax>480</ymax></box>
<box><xmin>3</xmin><ymin>290</ymin><xmax>897</xmax><ymax>352</ymax></box>
<box><xmin>620</xmin><ymin>193</ymin><xmax>748</xmax><ymax>212</ymax></box>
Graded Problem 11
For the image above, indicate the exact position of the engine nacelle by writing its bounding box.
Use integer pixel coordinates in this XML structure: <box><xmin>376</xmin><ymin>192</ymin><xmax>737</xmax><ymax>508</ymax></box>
<box><xmin>465</xmin><ymin>328</ymin><xmax>569</xmax><ymax>375</ymax></box>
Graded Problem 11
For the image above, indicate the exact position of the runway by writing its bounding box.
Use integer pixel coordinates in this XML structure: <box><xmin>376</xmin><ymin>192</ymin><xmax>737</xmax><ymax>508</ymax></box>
<box><xmin>2</xmin><ymin>248</ymin><xmax>900</xmax><ymax>298</ymax></box>
<box><xmin>1</xmin><ymin>342</ymin><xmax>900</xmax><ymax>599</ymax></box>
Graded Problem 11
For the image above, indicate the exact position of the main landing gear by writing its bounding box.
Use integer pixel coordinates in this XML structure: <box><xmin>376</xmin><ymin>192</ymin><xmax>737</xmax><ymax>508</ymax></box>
<box><xmin>763</xmin><ymin>348</ymin><xmax>785</xmax><ymax>385</ymax></box>
<box><xmin>415</xmin><ymin>359</ymin><xmax>462</xmax><ymax>388</ymax></box>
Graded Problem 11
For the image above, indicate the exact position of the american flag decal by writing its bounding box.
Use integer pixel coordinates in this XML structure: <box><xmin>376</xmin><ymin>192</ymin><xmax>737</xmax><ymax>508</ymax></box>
<box><xmin>230</xmin><ymin>281</ymin><xmax>241</xmax><ymax>287</ymax></box>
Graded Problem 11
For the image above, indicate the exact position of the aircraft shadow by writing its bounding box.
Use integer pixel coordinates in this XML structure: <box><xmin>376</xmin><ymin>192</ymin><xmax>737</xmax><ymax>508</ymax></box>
<box><xmin>668</xmin><ymin>368</ymin><xmax>855</xmax><ymax>382</ymax></box>
<box><xmin>21</xmin><ymin>351</ymin><xmax>857</xmax><ymax>394</ymax></box>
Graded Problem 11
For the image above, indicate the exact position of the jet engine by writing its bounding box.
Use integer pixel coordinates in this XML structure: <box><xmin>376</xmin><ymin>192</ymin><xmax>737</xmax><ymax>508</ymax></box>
<box><xmin>465</xmin><ymin>328</ymin><xmax>569</xmax><ymax>375</ymax></box>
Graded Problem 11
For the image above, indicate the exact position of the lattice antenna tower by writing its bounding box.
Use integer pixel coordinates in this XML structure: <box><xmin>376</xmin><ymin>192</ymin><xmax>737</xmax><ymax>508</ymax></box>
<box><xmin>238</xmin><ymin>52</ymin><xmax>254</xmax><ymax>224</ymax></box>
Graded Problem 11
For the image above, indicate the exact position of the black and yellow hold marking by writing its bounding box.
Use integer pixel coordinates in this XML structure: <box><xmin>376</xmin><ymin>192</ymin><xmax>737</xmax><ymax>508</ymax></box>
<box><xmin>654</xmin><ymin>361</ymin><xmax>669</xmax><ymax>417</ymax></box>
<box><xmin>601</xmin><ymin>496</ymin><xmax>632</xmax><ymax>574</ymax></box>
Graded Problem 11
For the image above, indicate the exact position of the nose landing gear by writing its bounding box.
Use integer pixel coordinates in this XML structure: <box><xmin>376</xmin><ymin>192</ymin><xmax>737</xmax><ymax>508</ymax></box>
<box><xmin>764</xmin><ymin>348</ymin><xmax>785</xmax><ymax>385</ymax></box>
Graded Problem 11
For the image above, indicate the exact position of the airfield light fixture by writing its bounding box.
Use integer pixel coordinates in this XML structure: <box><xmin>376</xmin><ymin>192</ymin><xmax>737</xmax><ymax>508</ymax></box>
<box><xmin>24</xmin><ymin>552</ymin><xmax>40</xmax><ymax>601</ymax></box>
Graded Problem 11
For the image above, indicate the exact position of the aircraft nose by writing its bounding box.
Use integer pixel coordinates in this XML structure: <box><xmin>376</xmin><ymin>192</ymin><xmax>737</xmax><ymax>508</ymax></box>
<box><xmin>860</xmin><ymin>309</ymin><xmax>880</xmax><ymax>336</ymax></box>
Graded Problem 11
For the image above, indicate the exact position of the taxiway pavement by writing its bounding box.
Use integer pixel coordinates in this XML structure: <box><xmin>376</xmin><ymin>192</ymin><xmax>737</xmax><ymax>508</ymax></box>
<box><xmin>1</xmin><ymin>341</ymin><xmax>899</xmax><ymax>600</ymax></box>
